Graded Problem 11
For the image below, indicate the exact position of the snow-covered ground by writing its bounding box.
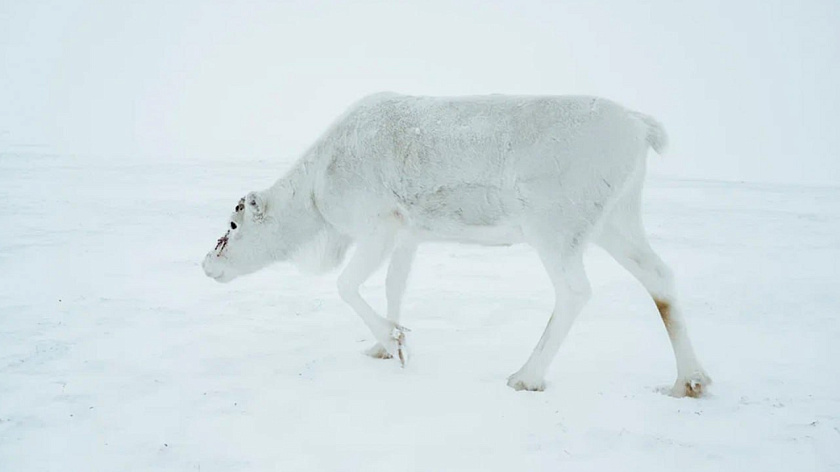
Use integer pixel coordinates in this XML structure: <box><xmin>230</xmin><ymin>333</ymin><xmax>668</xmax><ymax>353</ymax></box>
<box><xmin>1</xmin><ymin>154</ymin><xmax>838</xmax><ymax>471</ymax></box>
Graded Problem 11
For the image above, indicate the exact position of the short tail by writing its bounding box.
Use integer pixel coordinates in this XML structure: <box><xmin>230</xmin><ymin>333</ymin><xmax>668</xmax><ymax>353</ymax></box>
<box><xmin>631</xmin><ymin>112</ymin><xmax>669</xmax><ymax>155</ymax></box>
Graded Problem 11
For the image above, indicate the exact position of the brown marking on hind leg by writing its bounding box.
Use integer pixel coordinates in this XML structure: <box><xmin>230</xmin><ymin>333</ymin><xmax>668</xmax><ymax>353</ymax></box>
<box><xmin>654</xmin><ymin>298</ymin><xmax>711</xmax><ymax>398</ymax></box>
<box><xmin>654</xmin><ymin>298</ymin><xmax>674</xmax><ymax>337</ymax></box>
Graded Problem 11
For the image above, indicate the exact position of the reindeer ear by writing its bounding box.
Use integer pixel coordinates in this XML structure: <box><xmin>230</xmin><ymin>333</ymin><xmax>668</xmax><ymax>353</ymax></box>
<box><xmin>246</xmin><ymin>191</ymin><xmax>266</xmax><ymax>216</ymax></box>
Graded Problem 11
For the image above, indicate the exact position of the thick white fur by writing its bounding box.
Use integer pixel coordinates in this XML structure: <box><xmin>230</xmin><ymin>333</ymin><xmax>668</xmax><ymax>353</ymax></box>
<box><xmin>202</xmin><ymin>93</ymin><xmax>710</xmax><ymax>395</ymax></box>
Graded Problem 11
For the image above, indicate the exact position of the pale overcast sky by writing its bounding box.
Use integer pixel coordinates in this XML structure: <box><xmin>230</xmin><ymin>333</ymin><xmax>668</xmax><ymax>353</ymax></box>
<box><xmin>1</xmin><ymin>0</ymin><xmax>838</xmax><ymax>184</ymax></box>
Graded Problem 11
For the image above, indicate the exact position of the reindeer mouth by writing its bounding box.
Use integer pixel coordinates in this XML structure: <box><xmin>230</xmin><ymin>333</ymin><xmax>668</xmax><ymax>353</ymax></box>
<box><xmin>214</xmin><ymin>230</ymin><xmax>230</xmax><ymax>256</ymax></box>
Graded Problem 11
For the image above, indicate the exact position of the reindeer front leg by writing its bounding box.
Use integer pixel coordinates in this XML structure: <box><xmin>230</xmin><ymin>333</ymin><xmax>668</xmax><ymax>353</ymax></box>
<box><xmin>365</xmin><ymin>238</ymin><xmax>418</xmax><ymax>359</ymax></box>
<box><xmin>337</xmin><ymin>226</ymin><xmax>409</xmax><ymax>365</ymax></box>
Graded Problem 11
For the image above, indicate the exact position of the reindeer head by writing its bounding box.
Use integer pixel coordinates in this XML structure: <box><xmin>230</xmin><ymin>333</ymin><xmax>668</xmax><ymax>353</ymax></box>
<box><xmin>202</xmin><ymin>191</ymin><xmax>274</xmax><ymax>282</ymax></box>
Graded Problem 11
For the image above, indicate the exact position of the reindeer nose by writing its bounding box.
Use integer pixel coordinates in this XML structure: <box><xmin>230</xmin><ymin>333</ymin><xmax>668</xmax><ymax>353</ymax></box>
<box><xmin>203</xmin><ymin>253</ymin><xmax>222</xmax><ymax>278</ymax></box>
<box><xmin>202</xmin><ymin>253</ymin><xmax>232</xmax><ymax>283</ymax></box>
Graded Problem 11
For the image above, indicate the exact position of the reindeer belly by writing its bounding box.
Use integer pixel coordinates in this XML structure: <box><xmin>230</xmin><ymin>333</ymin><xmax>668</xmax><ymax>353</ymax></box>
<box><xmin>400</xmin><ymin>183</ymin><xmax>524</xmax><ymax>245</ymax></box>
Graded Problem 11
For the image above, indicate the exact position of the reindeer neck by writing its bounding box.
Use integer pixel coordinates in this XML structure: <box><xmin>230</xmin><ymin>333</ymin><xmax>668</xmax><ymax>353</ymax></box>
<box><xmin>263</xmin><ymin>166</ymin><xmax>327</xmax><ymax>260</ymax></box>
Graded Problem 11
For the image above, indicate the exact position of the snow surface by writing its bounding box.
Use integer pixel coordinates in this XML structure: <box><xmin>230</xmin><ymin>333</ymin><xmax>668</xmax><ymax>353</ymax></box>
<box><xmin>1</xmin><ymin>155</ymin><xmax>838</xmax><ymax>471</ymax></box>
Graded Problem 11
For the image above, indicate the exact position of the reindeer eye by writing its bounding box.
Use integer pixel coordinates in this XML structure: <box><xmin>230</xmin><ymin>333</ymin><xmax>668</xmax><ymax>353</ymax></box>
<box><xmin>230</xmin><ymin>222</ymin><xmax>237</xmax><ymax>230</ymax></box>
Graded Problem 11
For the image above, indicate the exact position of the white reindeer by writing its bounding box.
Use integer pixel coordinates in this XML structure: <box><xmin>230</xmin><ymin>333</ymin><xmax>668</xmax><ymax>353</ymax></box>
<box><xmin>202</xmin><ymin>93</ymin><xmax>711</xmax><ymax>396</ymax></box>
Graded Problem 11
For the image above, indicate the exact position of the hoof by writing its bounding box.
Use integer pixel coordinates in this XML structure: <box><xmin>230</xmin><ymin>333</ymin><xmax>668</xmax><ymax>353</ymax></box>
<box><xmin>373</xmin><ymin>324</ymin><xmax>409</xmax><ymax>367</ymax></box>
<box><xmin>670</xmin><ymin>371</ymin><xmax>712</xmax><ymax>398</ymax></box>
<box><xmin>506</xmin><ymin>372</ymin><xmax>546</xmax><ymax>392</ymax></box>
<box><xmin>363</xmin><ymin>343</ymin><xmax>392</xmax><ymax>359</ymax></box>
